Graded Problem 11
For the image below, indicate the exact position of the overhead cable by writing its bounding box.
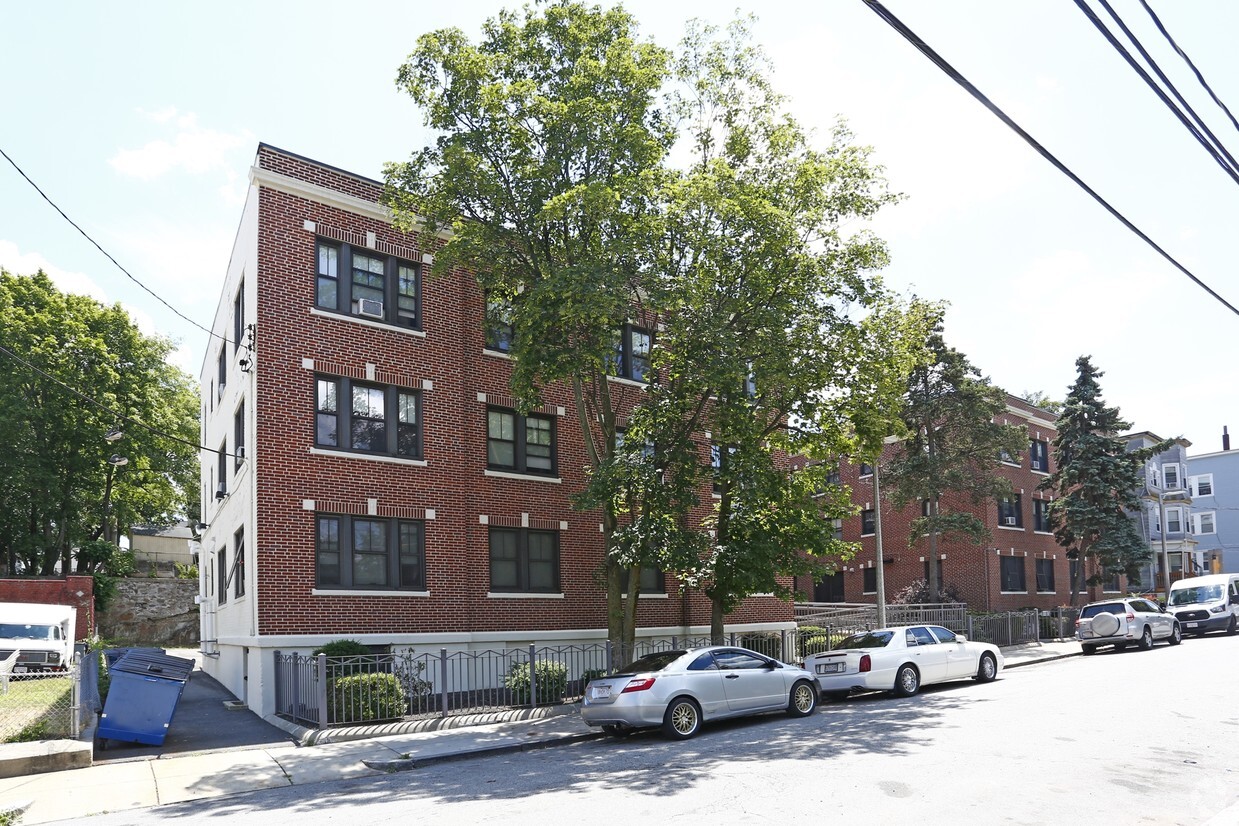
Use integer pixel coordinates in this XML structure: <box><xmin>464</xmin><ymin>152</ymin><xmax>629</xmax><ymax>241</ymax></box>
<box><xmin>1139</xmin><ymin>0</ymin><xmax>1239</xmax><ymax>136</ymax></box>
<box><xmin>0</xmin><ymin>146</ymin><xmax>232</xmax><ymax>347</ymax></box>
<box><xmin>859</xmin><ymin>0</ymin><xmax>1239</xmax><ymax>320</ymax></box>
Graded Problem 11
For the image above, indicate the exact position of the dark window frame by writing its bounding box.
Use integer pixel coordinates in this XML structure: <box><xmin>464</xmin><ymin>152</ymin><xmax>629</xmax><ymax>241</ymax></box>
<box><xmin>217</xmin><ymin>439</ymin><xmax>227</xmax><ymax>496</ymax></box>
<box><xmin>1032</xmin><ymin>499</ymin><xmax>1050</xmax><ymax>532</ymax></box>
<box><xmin>486</xmin><ymin>407</ymin><xmax>557</xmax><ymax>476</ymax></box>
<box><xmin>484</xmin><ymin>294</ymin><xmax>515</xmax><ymax>353</ymax></box>
<box><xmin>862</xmin><ymin>567</ymin><xmax>877</xmax><ymax>594</ymax></box>
<box><xmin>233</xmin><ymin>527</ymin><xmax>245</xmax><ymax>599</ymax></box>
<box><xmin>314</xmin><ymin>375</ymin><xmax>422</xmax><ymax>460</ymax></box>
<box><xmin>998</xmin><ymin>493</ymin><xmax>1023</xmax><ymax>528</ymax></box>
<box><xmin>1030</xmin><ymin>439</ymin><xmax>1049</xmax><ymax>472</ymax></box>
<box><xmin>217</xmin><ymin>547</ymin><xmax>228</xmax><ymax>605</ymax></box>
<box><xmin>489</xmin><ymin>527</ymin><xmax>560</xmax><ymax>593</ymax></box>
<box><xmin>1035</xmin><ymin>558</ymin><xmax>1054</xmax><ymax>592</ymax></box>
<box><xmin>233</xmin><ymin>279</ymin><xmax>244</xmax><ymax>355</ymax></box>
<box><xmin>611</xmin><ymin>323</ymin><xmax>652</xmax><ymax>382</ymax></box>
<box><xmin>314</xmin><ymin>513</ymin><xmax>426</xmax><ymax>591</ymax></box>
<box><xmin>620</xmin><ymin>566</ymin><xmax>666</xmax><ymax>595</ymax></box>
<box><xmin>234</xmin><ymin>401</ymin><xmax>245</xmax><ymax>470</ymax></box>
<box><xmin>1000</xmin><ymin>556</ymin><xmax>1026</xmax><ymax>592</ymax></box>
<box><xmin>314</xmin><ymin>238</ymin><xmax>422</xmax><ymax>331</ymax></box>
<box><xmin>861</xmin><ymin>509</ymin><xmax>876</xmax><ymax>536</ymax></box>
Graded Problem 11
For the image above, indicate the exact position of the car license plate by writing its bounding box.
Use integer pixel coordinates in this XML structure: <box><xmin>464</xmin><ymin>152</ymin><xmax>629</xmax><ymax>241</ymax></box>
<box><xmin>590</xmin><ymin>685</ymin><xmax>612</xmax><ymax>700</ymax></box>
<box><xmin>1186</xmin><ymin>622</ymin><xmax>1198</xmax><ymax>628</ymax></box>
<box><xmin>816</xmin><ymin>662</ymin><xmax>844</xmax><ymax>674</ymax></box>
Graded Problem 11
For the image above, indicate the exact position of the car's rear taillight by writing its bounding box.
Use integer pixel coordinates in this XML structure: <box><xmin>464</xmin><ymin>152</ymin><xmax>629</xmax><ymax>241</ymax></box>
<box><xmin>621</xmin><ymin>678</ymin><xmax>656</xmax><ymax>693</ymax></box>
<box><xmin>1075</xmin><ymin>618</ymin><xmax>1081</xmax><ymax>628</ymax></box>
<box><xmin>859</xmin><ymin>654</ymin><xmax>871</xmax><ymax>673</ymax></box>
<box><xmin>1126</xmin><ymin>612</ymin><xmax>1135</xmax><ymax>623</ymax></box>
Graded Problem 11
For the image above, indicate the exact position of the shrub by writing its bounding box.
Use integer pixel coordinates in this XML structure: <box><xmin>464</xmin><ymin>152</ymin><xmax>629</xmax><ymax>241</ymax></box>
<box><xmin>4</xmin><ymin>721</ymin><xmax>49</xmax><ymax>744</ymax></box>
<box><xmin>739</xmin><ymin>633</ymin><xmax>782</xmax><ymax>658</ymax></box>
<box><xmin>890</xmin><ymin>578</ymin><xmax>964</xmax><ymax>605</ymax></box>
<box><xmin>326</xmin><ymin>673</ymin><xmax>406</xmax><ymax>724</ymax></box>
<box><xmin>174</xmin><ymin>562</ymin><xmax>199</xmax><ymax>579</ymax></box>
<box><xmin>505</xmin><ymin>660</ymin><xmax>568</xmax><ymax>705</ymax></box>
<box><xmin>580</xmin><ymin>668</ymin><xmax>608</xmax><ymax>683</ymax></box>
<box><xmin>312</xmin><ymin>639</ymin><xmax>372</xmax><ymax>657</ymax></box>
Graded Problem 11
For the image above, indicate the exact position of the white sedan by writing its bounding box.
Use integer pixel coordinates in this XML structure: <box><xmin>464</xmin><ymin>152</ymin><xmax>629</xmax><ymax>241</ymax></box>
<box><xmin>804</xmin><ymin>625</ymin><xmax>1003</xmax><ymax>700</ymax></box>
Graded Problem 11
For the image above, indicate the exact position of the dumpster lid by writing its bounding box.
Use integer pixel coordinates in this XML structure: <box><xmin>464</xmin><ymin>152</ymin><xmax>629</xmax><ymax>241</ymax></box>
<box><xmin>110</xmin><ymin>651</ymin><xmax>194</xmax><ymax>681</ymax></box>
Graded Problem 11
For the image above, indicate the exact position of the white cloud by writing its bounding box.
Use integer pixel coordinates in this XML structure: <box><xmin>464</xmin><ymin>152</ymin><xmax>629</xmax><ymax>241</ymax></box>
<box><xmin>105</xmin><ymin>218</ymin><xmax>233</xmax><ymax>309</ymax></box>
<box><xmin>0</xmin><ymin>240</ymin><xmax>110</xmax><ymax>302</ymax></box>
<box><xmin>110</xmin><ymin>109</ymin><xmax>253</xmax><ymax>181</ymax></box>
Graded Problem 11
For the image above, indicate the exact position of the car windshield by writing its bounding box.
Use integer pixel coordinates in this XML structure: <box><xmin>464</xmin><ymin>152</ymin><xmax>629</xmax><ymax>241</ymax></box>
<box><xmin>835</xmin><ymin>631</ymin><xmax>894</xmax><ymax>650</ymax></box>
<box><xmin>1081</xmin><ymin>603</ymin><xmax>1125</xmax><ymax>618</ymax></box>
<box><xmin>616</xmin><ymin>650</ymin><xmax>687</xmax><ymax>675</ymax></box>
<box><xmin>0</xmin><ymin>623</ymin><xmax>58</xmax><ymax>640</ymax></box>
<box><xmin>1168</xmin><ymin>585</ymin><xmax>1224</xmax><ymax>606</ymax></box>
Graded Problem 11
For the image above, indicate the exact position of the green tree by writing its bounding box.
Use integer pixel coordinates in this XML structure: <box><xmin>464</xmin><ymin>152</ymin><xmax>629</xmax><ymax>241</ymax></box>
<box><xmin>1040</xmin><ymin>356</ymin><xmax>1166</xmax><ymax>605</ymax></box>
<box><xmin>1020</xmin><ymin>390</ymin><xmax>1064</xmax><ymax>414</ymax></box>
<box><xmin>0</xmin><ymin>270</ymin><xmax>200</xmax><ymax>574</ymax></box>
<box><xmin>882</xmin><ymin>322</ymin><xmax>1028</xmax><ymax>600</ymax></box>
<box><xmin>384</xmin><ymin>1</ymin><xmax>675</xmax><ymax>650</ymax></box>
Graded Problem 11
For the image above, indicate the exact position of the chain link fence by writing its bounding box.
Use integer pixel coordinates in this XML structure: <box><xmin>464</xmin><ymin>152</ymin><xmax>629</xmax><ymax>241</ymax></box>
<box><xmin>0</xmin><ymin>651</ymin><xmax>94</xmax><ymax>742</ymax></box>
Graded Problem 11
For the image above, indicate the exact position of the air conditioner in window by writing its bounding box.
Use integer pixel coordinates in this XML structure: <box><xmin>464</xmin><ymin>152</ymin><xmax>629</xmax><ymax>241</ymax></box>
<box><xmin>1004</xmin><ymin>517</ymin><xmax>1017</xmax><ymax>526</ymax></box>
<box><xmin>356</xmin><ymin>299</ymin><xmax>384</xmax><ymax>319</ymax></box>
<box><xmin>215</xmin><ymin>482</ymin><xmax>227</xmax><ymax>501</ymax></box>
<box><xmin>235</xmin><ymin>446</ymin><xmax>245</xmax><ymax>461</ymax></box>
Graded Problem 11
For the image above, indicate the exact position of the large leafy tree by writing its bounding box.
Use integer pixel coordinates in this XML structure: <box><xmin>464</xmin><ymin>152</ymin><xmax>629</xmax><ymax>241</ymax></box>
<box><xmin>0</xmin><ymin>270</ymin><xmax>200</xmax><ymax>575</ymax></box>
<box><xmin>1040</xmin><ymin>356</ymin><xmax>1165</xmax><ymax>605</ymax></box>
<box><xmin>882</xmin><ymin>322</ymin><xmax>1028</xmax><ymax>600</ymax></box>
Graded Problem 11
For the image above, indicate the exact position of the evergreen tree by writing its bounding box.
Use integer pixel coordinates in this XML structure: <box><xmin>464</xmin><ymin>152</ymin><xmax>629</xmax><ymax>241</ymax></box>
<box><xmin>882</xmin><ymin>322</ymin><xmax>1027</xmax><ymax>600</ymax></box>
<box><xmin>1040</xmin><ymin>356</ymin><xmax>1167</xmax><ymax>605</ymax></box>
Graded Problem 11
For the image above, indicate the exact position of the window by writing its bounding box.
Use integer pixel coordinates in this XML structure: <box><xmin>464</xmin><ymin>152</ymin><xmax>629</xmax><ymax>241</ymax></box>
<box><xmin>1030</xmin><ymin>439</ymin><xmax>1049</xmax><ymax>472</ymax></box>
<box><xmin>1000</xmin><ymin>556</ymin><xmax>1026</xmax><ymax>592</ymax></box>
<box><xmin>217</xmin><ymin>348</ymin><xmax>227</xmax><ymax>395</ymax></box>
<box><xmin>315</xmin><ymin>514</ymin><xmax>425</xmax><ymax>590</ymax></box>
<box><xmin>1166</xmin><ymin>507</ymin><xmax>1184</xmax><ymax>534</ymax></box>
<box><xmin>217</xmin><ymin>439</ymin><xmax>227</xmax><ymax>497</ymax></box>
<box><xmin>620</xmin><ymin>567</ymin><xmax>665</xmax><ymax>594</ymax></box>
<box><xmin>861</xmin><ymin>509</ymin><xmax>876</xmax><ymax>536</ymax></box>
<box><xmin>1032</xmin><ymin>499</ymin><xmax>1050</xmax><ymax>532</ymax></box>
<box><xmin>487</xmin><ymin>408</ymin><xmax>555</xmax><ymax>475</ymax></box>
<box><xmin>862</xmin><ymin>567</ymin><xmax>877</xmax><ymax>594</ymax></box>
<box><xmin>611</xmin><ymin>324</ymin><xmax>652</xmax><ymax>381</ymax></box>
<box><xmin>1069</xmin><ymin>559</ymin><xmax>1086</xmax><ymax>593</ymax></box>
<box><xmin>485</xmin><ymin>296</ymin><xmax>514</xmax><ymax>352</ymax></box>
<box><xmin>1162</xmin><ymin>462</ymin><xmax>1181</xmax><ymax>490</ymax></box>
<box><xmin>217</xmin><ymin>547</ymin><xmax>228</xmax><ymax>605</ymax></box>
<box><xmin>1035</xmin><ymin>559</ymin><xmax>1055</xmax><ymax>592</ymax></box>
<box><xmin>234</xmin><ymin>402</ymin><xmax>245</xmax><ymax>470</ymax></box>
<box><xmin>906</xmin><ymin>627</ymin><xmax>937</xmax><ymax>646</ymax></box>
<box><xmin>923</xmin><ymin>559</ymin><xmax>946</xmax><ymax>584</ymax></box>
<box><xmin>315</xmin><ymin>239</ymin><xmax>421</xmax><ymax>329</ymax></box>
<box><xmin>998</xmin><ymin>494</ymin><xmax>1023</xmax><ymax>528</ymax></box>
<box><xmin>1194</xmin><ymin>511</ymin><xmax>1216</xmax><ymax>535</ymax></box>
<box><xmin>831</xmin><ymin>518</ymin><xmax>843</xmax><ymax>539</ymax></box>
<box><xmin>1101</xmin><ymin>568</ymin><xmax>1120</xmax><ymax>593</ymax></box>
<box><xmin>233</xmin><ymin>527</ymin><xmax>245</xmax><ymax>599</ymax></box>
<box><xmin>489</xmin><ymin>528</ymin><xmax>559</xmax><ymax>593</ymax></box>
<box><xmin>315</xmin><ymin>376</ymin><xmax>421</xmax><ymax>459</ymax></box>
<box><xmin>859</xmin><ymin>463</ymin><xmax>874</xmax><ymax>477</ymax></box>
<box><xmin>233</xmin><ymin>279</ymin><xmax>244</xmax><ymax>354</ymax></box>
<box><xmin>929</xmin><ymin>626</ymin><xmax>958</xmax><ymax>644</ymax></box>
<box><xmin>1190</xmin><ymin>474</ymin><xmax>1214</xmax><ymax>497</ymax></box>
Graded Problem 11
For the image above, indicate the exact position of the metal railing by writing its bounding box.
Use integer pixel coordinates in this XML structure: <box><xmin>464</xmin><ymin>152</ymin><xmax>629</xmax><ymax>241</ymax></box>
<box><xmin>275</xmin><ymin>632</ymin><xmax>798</xmax><ymax>729</ymax></box>
<box><xmin>965</xmin><ymin>610</ymin><xmax>1040</xmax><ymax>646</ymax></box>
<box><xmin>795</xmin><ymin>602</ymin><xmax>969</xmax><ymax>631</ymax></box>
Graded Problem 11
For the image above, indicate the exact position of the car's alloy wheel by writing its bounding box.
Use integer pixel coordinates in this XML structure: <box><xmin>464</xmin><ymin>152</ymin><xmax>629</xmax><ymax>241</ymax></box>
<box><xmin>787</xmin><ymin>680</ymin><xmax>818</xmax><ymax>717</ymax></box>
<box><xmin>1168</xmin><ymin>624</ymin><xmax>1182</xmax><ymax>645</ymax></box>
<box><xmin>975</xmin><ymin>652</ymin><xmax>998</xmax><ymax>682</ymax></box>
<box><xmin>893</xmin><ymin>664</ymin><xmax>920</xmax><ymax>698</ymax></box>
<box><xmin>662</xmin><ymin>697</ymin><xmax>702</xmax><ymax>740</ymax></box>
<box><xmin>1137</xmin><ymin>626</ymin><xmax>1154</xmax><ymax>650</ymax></box>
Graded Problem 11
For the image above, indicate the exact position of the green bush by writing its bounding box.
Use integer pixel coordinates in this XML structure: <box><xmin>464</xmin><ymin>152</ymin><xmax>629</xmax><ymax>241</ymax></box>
<box><xmin>3</xmin><ymin>721</ymin><xmax>49</xmax><ymax>744</ymax></box>
<box><xmin>739</xmin><ymin>633</ymin><xmax>782</xmax><ymax>658</ymax></box>
<box><xmin>580</xmin><ymin>668</ymin><xmax>608</xmax><ymax>683</ymax></box>
<box><xmin>505</xmin><ymin>660</ymin><xmax>568</xmax><ymax>705</ymax></box>
<box><xmin>174</xmin><ymin>562</ymin><xmax>199</xmax><ymax>579</ymax></box>
<box><xmin>326</xmin><ymin>673</ymin><xmax>405</xmax><ymax>724</ymax></box>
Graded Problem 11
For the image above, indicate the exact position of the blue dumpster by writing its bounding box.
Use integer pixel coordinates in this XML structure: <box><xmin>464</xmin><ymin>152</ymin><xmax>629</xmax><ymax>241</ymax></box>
<box><xmin>97</xmin><ymin>651</ymin><xmax>193</xmax><ymax>747</ymax></box>
<box><xmin>102</xmin><ymin>647</ymin><xmax>165</xmax><ymax>670</ymax></box>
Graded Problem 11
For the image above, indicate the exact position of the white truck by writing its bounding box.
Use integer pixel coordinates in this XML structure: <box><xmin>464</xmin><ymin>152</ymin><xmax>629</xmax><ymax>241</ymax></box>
<box><xmin>0</xmin><ymin>602</ymin><xmax>77</xmax><ymax>673</ymax></box>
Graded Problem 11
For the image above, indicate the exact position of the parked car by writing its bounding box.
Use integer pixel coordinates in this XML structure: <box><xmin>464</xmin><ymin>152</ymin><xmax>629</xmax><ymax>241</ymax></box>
<box><xmin>1076</xmin><ymin>597</ymin><xmax>1182</xmax><ymax>654</ymax></box>
<box><xmin>1166</xmin><ymin>573</ymin><xmax>1239</xmax><ymax>636</ymax></box>
<box><xmin>581</xmin><ymin>646</ymin><xmax>818</xmax><ymax>740</ymax></box>
<box><xmin>803</xmin><ymin>625</ymin><xmax>1002</xmax><ymax>700</ymax></box>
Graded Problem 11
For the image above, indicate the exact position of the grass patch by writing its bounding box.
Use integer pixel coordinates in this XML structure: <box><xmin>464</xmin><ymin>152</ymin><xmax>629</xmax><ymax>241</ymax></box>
<box><xmin>0</xmin><ymin>675</ymin><xmax>72</xmax><ymax>742</ymax></box>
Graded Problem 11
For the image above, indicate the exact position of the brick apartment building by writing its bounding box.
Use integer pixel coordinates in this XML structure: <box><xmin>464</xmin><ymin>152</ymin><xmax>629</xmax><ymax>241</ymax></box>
<box><xmin>198</xmin><ymin>144</ymin><xmax>794</xmax><ymax>717</ymax></box>
<box><xmin>797</xmin><ymin>395</ymin><xmax>1137</xmax><ymax>611</ymax></box>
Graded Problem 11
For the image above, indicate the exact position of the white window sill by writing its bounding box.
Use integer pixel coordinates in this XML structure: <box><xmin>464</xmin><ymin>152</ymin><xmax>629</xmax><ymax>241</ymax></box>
<box><xmin>1033</xmin><ymin>530</ymin><xmax>1054</xmax><ymax>536</ymax></box>
<box><xmin>310</xmin><ymin>306</ymin><xmax>427</xmax><ymax>337</ymax></box>
<box><xmin>997</xmin><ymin>525</ymin><xmax>1025</xmax><ymax>532</ymax></box>
<box><xmin>999</xmin><ymin>590</ymin><xmax>1028</xmax><ymax>595</ymax></box>
<box><xmin>487</xmin><ymin>592</ymin><xmax>565</xmax><ymax>599</ymax></box>
<box><xmin>621</xmin><ymin>593</ymin><xmax>669</xmax><ymax>600</ymax></box>
<box><xmin>1001</xmin><ymin>461</ymin><xmax>1022</xmax><ymax>468</ymax></box>
<box><xmin>482</xmin><ymin>348</ymin><xmax>512</xmax><ymax>360</ymax></box>
<box><xmin>311</xmin><ymin>589</ymin><xmax>430</xmax><ymax>597</ymax></box>
<box><xmin>606</xmin><ymin>375</ymin><xmax>647</xmax><ymax>389</ymax></box>
<box><xmin>1031</xmin><ymin>469</ymin><xmax>1050</xmax><ymax>477</ymax></box>
<box><xmin>861</xmin><ymin>532</ymin><xmax>875</xmax><ymax>538</ymax></box>
<box><xmin>484</xmin><ymin>469</ymin><xmax>561</xmax><ymax>484</ymax></box>
<box><xmin>310</xmin><ymin>447</ymin><xmax>428</xmax><ymax>467</ymax></box>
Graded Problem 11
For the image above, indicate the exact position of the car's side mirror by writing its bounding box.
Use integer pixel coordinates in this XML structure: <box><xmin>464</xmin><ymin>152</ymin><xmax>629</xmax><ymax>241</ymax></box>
<box><xmin>955</xmin><ymin>635</ymin><xmax>968</xmax><ymax>643</ymax></box>
<box><xmin>1158</xmin><ymin>601</ymin><xmax>1167</xmax><ymax>611</ymax></box>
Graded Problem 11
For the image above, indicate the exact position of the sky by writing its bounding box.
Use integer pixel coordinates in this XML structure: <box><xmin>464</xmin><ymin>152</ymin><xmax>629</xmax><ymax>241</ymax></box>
<box><xmin>2</xmin><ymin>1</ymin><xmax>1237</xmax><ymax>455</ymax></box>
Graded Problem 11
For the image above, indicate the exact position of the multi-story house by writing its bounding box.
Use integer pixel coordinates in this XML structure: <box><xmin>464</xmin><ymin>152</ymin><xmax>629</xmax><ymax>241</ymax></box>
<box><xmin>1186</xmin><ymin>428</ymin><xmax>1238</xmax><ymax>574</ymax></box>
<box><xmin>798</xmin><ymin>395</ymin><xmax>1138</xmax><ymax>610</ymax></box>
<box><xmin>1126</xmin><ymin>432</ymin><xmax>1199</xmax><ymax>595</ymax></box>
<box><xmin>198</xmin><ymin>144</ymin><xmax>793</xmax><ymax>717</ymax></box>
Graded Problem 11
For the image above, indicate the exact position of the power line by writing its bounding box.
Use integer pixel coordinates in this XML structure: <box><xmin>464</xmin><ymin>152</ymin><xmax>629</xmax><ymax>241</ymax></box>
<box><xmin>1139</xmin><ymin>0</ymin><xmax>1239</xmax><ymax>136</ymax></box>
<box><xmin>1076</xmin><ymin>0</ymin><xmax>1239</xmax><ymax>185</ymax></box>
<box><xmin>0</xmin><ymin>341</ymin><xmax>233</xmax><ymax>460</ymax></box>
<box><xmin>0</xmin><ymin>146</ymin><xmax>232</xmax><ymax>347</ymax></box>
<box><xmin>860</xmin><ymin>0</ymin><xmax>1239</xmax><ymax>320</ymax></box>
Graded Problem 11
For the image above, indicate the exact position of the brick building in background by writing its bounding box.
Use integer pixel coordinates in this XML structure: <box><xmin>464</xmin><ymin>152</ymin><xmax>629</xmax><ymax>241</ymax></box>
<box><xmin>798</xmin><ymin>395</ymin><xmax>1139</xmax><ymax>612</ymax></box>
<box><xmin>198</xmin><ymin>144</ymin><xmax>793</xmax><ymax>717</ymax></box>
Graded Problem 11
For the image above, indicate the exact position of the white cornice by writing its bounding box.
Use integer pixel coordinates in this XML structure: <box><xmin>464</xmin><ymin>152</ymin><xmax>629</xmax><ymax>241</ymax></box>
<box><xmin>1006</xmin><ymin>404</ymin><xmax>1057</xmax><ymax>429</ymax></box>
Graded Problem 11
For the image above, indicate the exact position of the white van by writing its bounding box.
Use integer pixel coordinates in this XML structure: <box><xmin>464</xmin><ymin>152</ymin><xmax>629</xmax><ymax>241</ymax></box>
<box><xmin>1166</xmin><ymin>574</ymin><xmax>1239</xmax><ymax>636</ymax></box>
<box><xmin>0</xmin><ymin>602</ymin><xmax>77</xmax><ymax>673</ymax></box>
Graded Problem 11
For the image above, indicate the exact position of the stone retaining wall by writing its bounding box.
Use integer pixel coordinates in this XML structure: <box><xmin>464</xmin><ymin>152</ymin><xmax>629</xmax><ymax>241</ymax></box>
<box><xmin>97</xmin><ymin>579</ymin><xmax>199</xmax><ymax>646</ymax></box>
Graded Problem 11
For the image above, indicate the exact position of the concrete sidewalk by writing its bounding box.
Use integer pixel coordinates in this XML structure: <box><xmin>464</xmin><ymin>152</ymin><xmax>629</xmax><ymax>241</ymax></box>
<box><xmin>0</xmin><ymin>639</ymin><xmax>1081</xmax><ymax>825</ymax></box>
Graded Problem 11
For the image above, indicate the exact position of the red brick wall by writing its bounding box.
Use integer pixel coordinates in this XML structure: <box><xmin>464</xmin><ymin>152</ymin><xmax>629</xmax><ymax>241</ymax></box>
<box><xmin>247</xmin><ymin>145</ymin><xmax>791</xmax><ymax>637</ymax></box>
<box><xmin>795</xmin><ymin>405</ymin><xmax>1132</xmax><ymax>611</ymax></box>
<box><xmin>0</xmin><ymin>576</ymin><xmax>95</xmax><ymax>640</ymax></box>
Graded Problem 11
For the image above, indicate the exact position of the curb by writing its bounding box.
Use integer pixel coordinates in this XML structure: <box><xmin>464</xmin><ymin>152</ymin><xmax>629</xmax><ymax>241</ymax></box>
<box><xmin>362</xmin><ymin>730</ymin><xmax>606</xmax><ymax>773</ymax></box>
<box><xmin>1004</xmin><ymin>651</ymin><xmax>1080</xmax><ymax>669</ymax></box>
<box><xmin>266</xmin><ymin>702</ymin><xmax>583</xmax><ymax>746</ymax></box>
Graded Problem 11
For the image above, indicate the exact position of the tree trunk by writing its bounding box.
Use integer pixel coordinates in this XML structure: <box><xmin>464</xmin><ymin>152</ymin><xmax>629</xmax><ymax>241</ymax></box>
<box><xmin>710</xmin><ymin>595</ymin><xmax>725</xmax><ymax>645</ymax></box>
<box><xmin>926</xmin><ymin>497</ymin><xmax>941</xmax><ymax>599</ymax></box>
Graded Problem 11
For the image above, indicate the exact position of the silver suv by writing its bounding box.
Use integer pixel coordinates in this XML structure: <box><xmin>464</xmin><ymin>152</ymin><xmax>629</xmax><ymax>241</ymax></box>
<box><xmin>1076</xmin><ymin>597</ymin><xmax>1182</xmax><ymax>654</ymax></box>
